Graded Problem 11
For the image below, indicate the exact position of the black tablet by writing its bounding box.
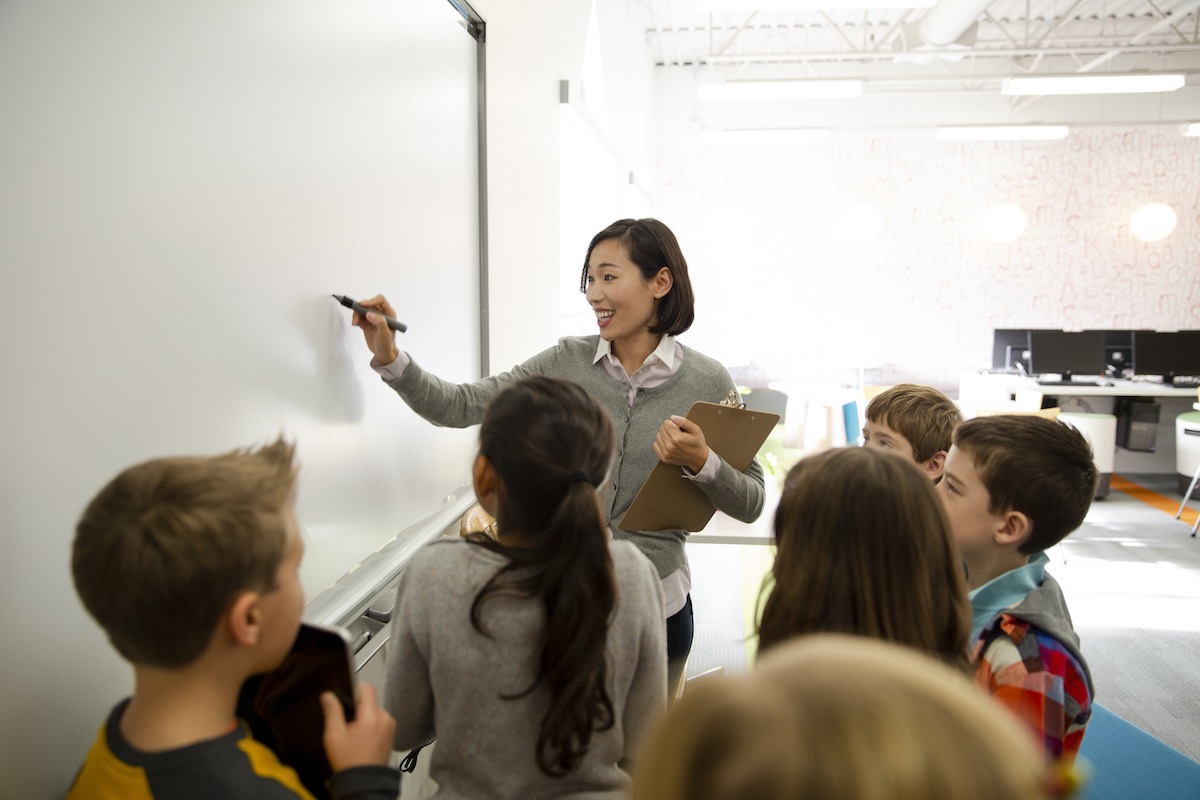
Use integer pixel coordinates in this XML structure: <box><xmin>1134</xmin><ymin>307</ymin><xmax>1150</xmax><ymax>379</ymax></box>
<box><xmin>238</xmin><ymin>622</ymin><xmax>357</xmax><ymax>800</ymax></box>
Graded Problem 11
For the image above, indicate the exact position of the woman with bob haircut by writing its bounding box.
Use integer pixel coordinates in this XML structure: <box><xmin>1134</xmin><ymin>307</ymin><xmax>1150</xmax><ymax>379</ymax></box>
<box><xmin>757</xmin><ymin>446</ymin><xmax>971</xmax><ymax>670</ymax></box>
<box><xmin>633</xmin><ymin>634</ymin><xmax>1073</xmax><ymax>800</ymax></box>
<box><xmin>354</xmin><ymin>218</ymin><xmax>765</xmax><ymax>694</ymax></box>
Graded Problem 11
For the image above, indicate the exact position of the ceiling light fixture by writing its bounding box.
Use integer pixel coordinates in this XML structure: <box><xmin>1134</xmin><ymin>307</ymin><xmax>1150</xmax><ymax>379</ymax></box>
<box><xmin>700</xmin><ymin>128</ymin><xmax>829</xmax><ymax>144</ymax></box>
<box><xmin>698</xmin><ymin>79</ymin><xmax>863</xmax><ymax>101</ymax></box>
<box><xmin>1130</xmin><ymin>203</ymin><xmax>1177</xmax><ymax>243</ymax></box>
<box><xmin>1001</xmin><ymin>74</ymin><xmax>1185</xmax><ymax>95</ymax></box>
<box><xmin>699</xmin><ymin>0</ymin><xmax>935</xmax><ymax>9</ymax></box>
<box><xmin>936</xmin><ymin>125</ymin><xmax>1069</xmax><ymax>141</ymax></box>
<box><xmin>983</xmin><ymin>203</ymin><xmax>1028</xmax><ymax>243</ymax></box>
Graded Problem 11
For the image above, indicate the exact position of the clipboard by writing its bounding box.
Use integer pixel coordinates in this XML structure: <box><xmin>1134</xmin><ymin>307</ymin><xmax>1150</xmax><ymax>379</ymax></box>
<box><xmin>619</xmin><ymin>401</ymin><xmax>779</xmax><ymax>532</ymax></box>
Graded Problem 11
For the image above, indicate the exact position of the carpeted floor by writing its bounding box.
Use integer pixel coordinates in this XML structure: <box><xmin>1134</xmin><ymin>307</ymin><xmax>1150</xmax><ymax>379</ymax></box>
<box><xmin>687</xmin><ymin>471</ymin><xmax>1200</xmax><ymax>761</ymax></box>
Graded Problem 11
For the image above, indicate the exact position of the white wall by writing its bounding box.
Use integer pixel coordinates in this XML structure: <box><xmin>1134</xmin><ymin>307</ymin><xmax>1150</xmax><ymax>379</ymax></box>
<box><xmin>475</xmin><ymin>0</ymin><xmax>593</xmax><ymax>371</ymax></box>
<box><xmin>0</xmin><ymin>0</ymin><xmax>632</xmax><ymax>795</ymax></box>
<box><xmin>652</xmin><ymin>116</ymin><xmax>1200</xmax><ymax>392</ymax></box>
<box><xmin>479</xmin><ymin>0</ymin><xmax>661</xmax><ymax>346</ymax></box>
<box><xmin>559</xmin><ymin>0</ymin><xmax>660</xmax><ymax>333</ymax></box>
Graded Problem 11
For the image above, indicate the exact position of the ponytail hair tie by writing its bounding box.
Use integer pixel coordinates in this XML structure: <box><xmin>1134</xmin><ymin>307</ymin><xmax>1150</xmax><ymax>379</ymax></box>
<box><xmin>564</xmin><ymin>471</ymin><xmax>594</xmax><ymax>486</ymax></box>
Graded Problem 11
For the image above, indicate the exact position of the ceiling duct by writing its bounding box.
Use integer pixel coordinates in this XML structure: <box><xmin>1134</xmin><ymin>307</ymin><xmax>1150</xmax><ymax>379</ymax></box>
<box><xmin>918</xmin><ymin>0</ymin><xmax>995</xmax><ymax>46</ymax></box>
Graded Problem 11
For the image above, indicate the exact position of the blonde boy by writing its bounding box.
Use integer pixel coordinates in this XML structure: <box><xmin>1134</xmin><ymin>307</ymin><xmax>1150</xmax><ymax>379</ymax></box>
<box><xmin>67</xmin><ymin>438</ymin><xmax>398</xmax><ymax>799</ymax></box>
<box><xmin>938</xmin><ymin>415</ymin><xmax>1098</xmax><ymax>763</ymax></box>
<box><xmin>863</xmin><ymin>384</ymin><xmax>964</xmax><ymax>482</ymax></box>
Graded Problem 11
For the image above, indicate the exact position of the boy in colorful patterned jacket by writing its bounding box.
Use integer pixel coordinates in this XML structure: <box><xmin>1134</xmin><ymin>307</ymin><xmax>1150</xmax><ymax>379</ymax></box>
<box><xmin>937</xmin><ymin>415</ymin><xmax>1098</xmax><ymax>763</ymax></box>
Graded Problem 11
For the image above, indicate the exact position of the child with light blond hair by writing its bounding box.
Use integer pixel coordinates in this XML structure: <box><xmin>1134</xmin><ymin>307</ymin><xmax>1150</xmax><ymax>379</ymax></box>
<box><xmin>633</xmin><ymin>634</ymin><xmax>1073</xmax><ymax>800</ymax></box>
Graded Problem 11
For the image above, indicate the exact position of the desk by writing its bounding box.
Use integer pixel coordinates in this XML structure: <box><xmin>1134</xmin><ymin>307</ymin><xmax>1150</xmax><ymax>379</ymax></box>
<box><xmin>689</xmin><ymin>480</ymin><xmax>779</xmax><ymax>547</ymax></box>
<box><xmin>689</xmin><ymin>519</ymin><xmax>775</xmax><ymax>546</ymax></box>
<box><xmin>959</xmin><ymin>372</ymin><xmax>1197</xmax><ymax>404</ymax></box>
<box><xmin>1025</xmin><ymin>381</ymin><xmax>1198</xmax><ymax>399</ymax></box>
<box><xmin>959</xmin><ymin>372</ymin><xmax>1198</xmax><ymax>475</ymax></box>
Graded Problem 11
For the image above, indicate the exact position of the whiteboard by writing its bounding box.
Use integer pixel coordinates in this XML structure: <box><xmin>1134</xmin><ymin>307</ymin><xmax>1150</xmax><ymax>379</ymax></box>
<box><xmin>0</xmin><ymin>1</ymin><xmax>484</xmax><ymax>791</ymax></box>
<box><xmin>0</xmin><ymin>0</ymin><xmax>484</xmax><ymax>591</ymax></box>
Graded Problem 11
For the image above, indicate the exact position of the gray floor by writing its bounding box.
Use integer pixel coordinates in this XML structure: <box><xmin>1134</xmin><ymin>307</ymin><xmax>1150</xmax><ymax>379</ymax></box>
<box><xmin>687</xmin><ymin>472</ymin><xmax>1200</xmax><ymax>761</ymax></box>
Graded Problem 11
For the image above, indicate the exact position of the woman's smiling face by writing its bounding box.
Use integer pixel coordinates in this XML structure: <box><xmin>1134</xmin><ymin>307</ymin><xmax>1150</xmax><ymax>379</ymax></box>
<box><xmin>583</xmin><ymin>238</ymin><xmax>669</xmax><ymax>344</ymax></box>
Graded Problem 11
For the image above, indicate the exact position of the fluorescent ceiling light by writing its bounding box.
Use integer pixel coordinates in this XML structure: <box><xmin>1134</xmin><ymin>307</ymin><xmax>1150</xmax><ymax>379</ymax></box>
<box><xmin>701</xmin><ymin>0</ymin><xmax>934</xmax><ymax>9</ymax></box>
<box><xmin>1001</xmin><ymin>74</ymin><xmax>1185</xmax><ymax>95</ymax></box>
<box><xmin>698</xmin><ymin>80</ymin><xmax>863</xmax><ymax>101</ymax></box>
<box><xmin>936</xmin><ymin>125</ymin><xmax>1069</xmax><ymax>141</ymax></box>
<box><xmin>701</xmin><ymin>128</ymin><xmax>828</xmax><ymax>144</ymax></box>
<box><xmin>1183</xmin><ymin>123</ymin><xmax>1200</xmax><ymax>137</ymax></box>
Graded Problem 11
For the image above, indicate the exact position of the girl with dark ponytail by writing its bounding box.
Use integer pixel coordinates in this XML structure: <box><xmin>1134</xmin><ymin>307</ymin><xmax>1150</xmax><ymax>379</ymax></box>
<box><xmin>385</xmin><ymin>376</ymin><xmax>668</xmax><ymax>798</ymax></box>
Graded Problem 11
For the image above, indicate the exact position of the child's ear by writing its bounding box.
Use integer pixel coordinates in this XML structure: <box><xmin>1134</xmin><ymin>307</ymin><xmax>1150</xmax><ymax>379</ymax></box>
<box><xmin>995</xmin><ymin>509</ymin><xmax>1032</xmax><ymax>548</ymax></box>
<box><xmin>226</xmin><ymin>591</ymin><xmax>263</xmax><ymax>647</ymax></box>
<box><xmin>472</xmin><ymin>454</ymin><xmax>501</xmax><ymax>518</ymax></box>
<box><xmin>922</xmin><ymin>450</ymin><xmax>947</xmax><ymax>481</ymax></box>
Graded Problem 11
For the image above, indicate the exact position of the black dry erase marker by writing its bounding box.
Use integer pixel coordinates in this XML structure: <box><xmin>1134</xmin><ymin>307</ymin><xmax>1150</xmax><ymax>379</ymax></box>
<box><xmin>331</xmin><ymin>294</ymin><xmax>408</xmax><ymax>333</ymax></box>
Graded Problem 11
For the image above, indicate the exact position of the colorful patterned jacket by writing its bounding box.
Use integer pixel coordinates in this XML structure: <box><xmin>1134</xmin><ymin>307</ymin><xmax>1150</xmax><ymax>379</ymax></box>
<box><xmin>971</xmin><ymin>572</ymin><xmax>1094</xmax><ymax>763</ymax></box>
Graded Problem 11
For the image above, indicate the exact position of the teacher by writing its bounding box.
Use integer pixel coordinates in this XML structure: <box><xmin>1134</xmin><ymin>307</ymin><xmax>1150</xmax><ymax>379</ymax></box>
<box><xmin>353</xmin><ymin>218</ymin><xmax>765</xmax><ymax>694</ymax></box>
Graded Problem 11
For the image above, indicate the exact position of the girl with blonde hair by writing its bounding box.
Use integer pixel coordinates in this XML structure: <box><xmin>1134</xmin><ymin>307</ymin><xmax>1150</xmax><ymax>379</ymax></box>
<box><xmin>634</xmin><ymin>634</ymin><xmax>1073</xmax><ymax>800</ymax></box>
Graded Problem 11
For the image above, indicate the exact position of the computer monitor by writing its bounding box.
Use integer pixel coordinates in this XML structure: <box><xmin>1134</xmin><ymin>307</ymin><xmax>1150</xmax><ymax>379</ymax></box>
<box><xmin>992</xmin><ymin>329</ymin><xmax>1032</xmax><ymax>371</ymax></box>
<box><xmin>1029</xmin><ymin>330</ymin><xmax>1107</xmax><ymax>380</ymax></box>
<box><xmin>1133</xmin><ymin>331</ymin><xmax>1200</xmax><ymax>380</ymax></box>
<box><xmin>1102</xmin><ymin>329</ymin><xmax>1134</xmax><ymax>374</ymax></box>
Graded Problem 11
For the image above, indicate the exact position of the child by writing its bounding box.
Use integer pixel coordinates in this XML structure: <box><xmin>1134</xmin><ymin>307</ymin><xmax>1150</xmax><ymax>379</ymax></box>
<box><xmin>863</xmin><ymin>383</ymin><xmax>964</xmax><ymax>482</ymax></box>
<box><xmin>757</xmin><ymin>447</ymin><xmax>971</xmax><ymax>670</ymax></box>
<box><xmin>938</xmin><ymin>415</ymin><xmax>1098</xmax><ymax>763</ymax></box>
<box><xmin>384</xmin><ymin>376</ymin><xmax>668</xmax><ymax>797</ymax></box>
<box><xmin>67</xmin><ymin>438</ymin><xmax>399</xmax><ymax>800</ymax></box>
<box><xmin>633</xmin><ymin>634</ymin><xmax>1069</xmax><ymax>800</ymax></box>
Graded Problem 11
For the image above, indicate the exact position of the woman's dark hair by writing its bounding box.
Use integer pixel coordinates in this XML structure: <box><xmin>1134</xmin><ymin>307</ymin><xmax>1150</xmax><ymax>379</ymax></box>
<box><xmin>466</xmin><ymin>375</ymin><xmax>618</xmax><ymax>776</ymax></box>
<box><xmin>578</xmin><ymin>217</ymin><xmax>696</xmax><ymax>336</ymax></box>
<box><xmin>757</xmin><ymin>447</ymin><xmax>971</xmax><ymax>672</ymax></box>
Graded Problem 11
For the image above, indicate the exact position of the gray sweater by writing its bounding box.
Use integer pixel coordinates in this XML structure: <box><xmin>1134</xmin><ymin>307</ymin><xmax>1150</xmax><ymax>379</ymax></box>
<box><xmin>385</xmin><ymin>539</ymin><xmax>667</xmax><ymax>799</ymax></box>
<box><xmin>384</xmin><ymin>336</ymin><xmax>766</xmax><ymax>578</ymax></box>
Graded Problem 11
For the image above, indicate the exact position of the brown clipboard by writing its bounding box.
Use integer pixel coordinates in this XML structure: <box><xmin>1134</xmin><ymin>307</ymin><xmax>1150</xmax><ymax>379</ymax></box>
<box><xmin>619</xmin><ymin>401</ymin><xmax>779</xmax><ymax>533</ymax></box>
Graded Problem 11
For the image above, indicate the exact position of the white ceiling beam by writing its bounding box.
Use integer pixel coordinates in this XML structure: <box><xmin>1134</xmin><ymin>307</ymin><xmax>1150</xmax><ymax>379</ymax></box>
<box><xmin>1144</xmin><ymin>0</ymin><xmax>1191</xmax><ymax>40</ymax></box>
<box><xmin>919</xmin><ymin>0</ymin><xmax>996</xmax><ymax>46</ymax></box>
<box><xmin>698</xmin><ymin>42</ymin><xmax>1200</xmax><ymax>62</ymax></box>
<box><xmin>1031</xmin><ymin>0</ymin><xmax>1099</xmax><ymax>48</ymax></box>
<box><xmin>1076</xmin><ymin>0</ymin><xmax>1200</xmax><ymax>72</ymax></box>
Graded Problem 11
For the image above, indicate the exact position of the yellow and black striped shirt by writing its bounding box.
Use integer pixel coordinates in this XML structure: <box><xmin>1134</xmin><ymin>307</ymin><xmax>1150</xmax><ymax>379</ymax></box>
<box><xmin>67</xmin><ymin>700</ymin><xmax>398</xmax><ymax>800</ymax></box>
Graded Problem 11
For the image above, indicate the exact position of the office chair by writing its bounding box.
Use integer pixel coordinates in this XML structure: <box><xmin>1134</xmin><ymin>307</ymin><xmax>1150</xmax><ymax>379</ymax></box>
<box><xmin>1174</xmin><ymin>461</ymin><xmax>1200</xmax><ymax>538</ymax></box>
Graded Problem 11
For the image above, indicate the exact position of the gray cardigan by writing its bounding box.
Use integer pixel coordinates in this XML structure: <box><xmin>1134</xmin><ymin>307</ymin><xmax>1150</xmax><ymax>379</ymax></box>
<box><xmin>385</xmin><ymin>539</ymin><xmax>667</xmax><ymax>799</ymax></box>
<box><xmin>384</xmin><ymin>336</ymin><xmax>766</xmax><ymax>578</ymax></box>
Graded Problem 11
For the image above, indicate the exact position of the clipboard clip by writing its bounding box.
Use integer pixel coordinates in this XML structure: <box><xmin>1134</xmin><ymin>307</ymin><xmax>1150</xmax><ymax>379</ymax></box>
<box><xmin>721</xmin><ymin>388</ymin><xmax>747</xmax><ymax>410</ymax></box>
